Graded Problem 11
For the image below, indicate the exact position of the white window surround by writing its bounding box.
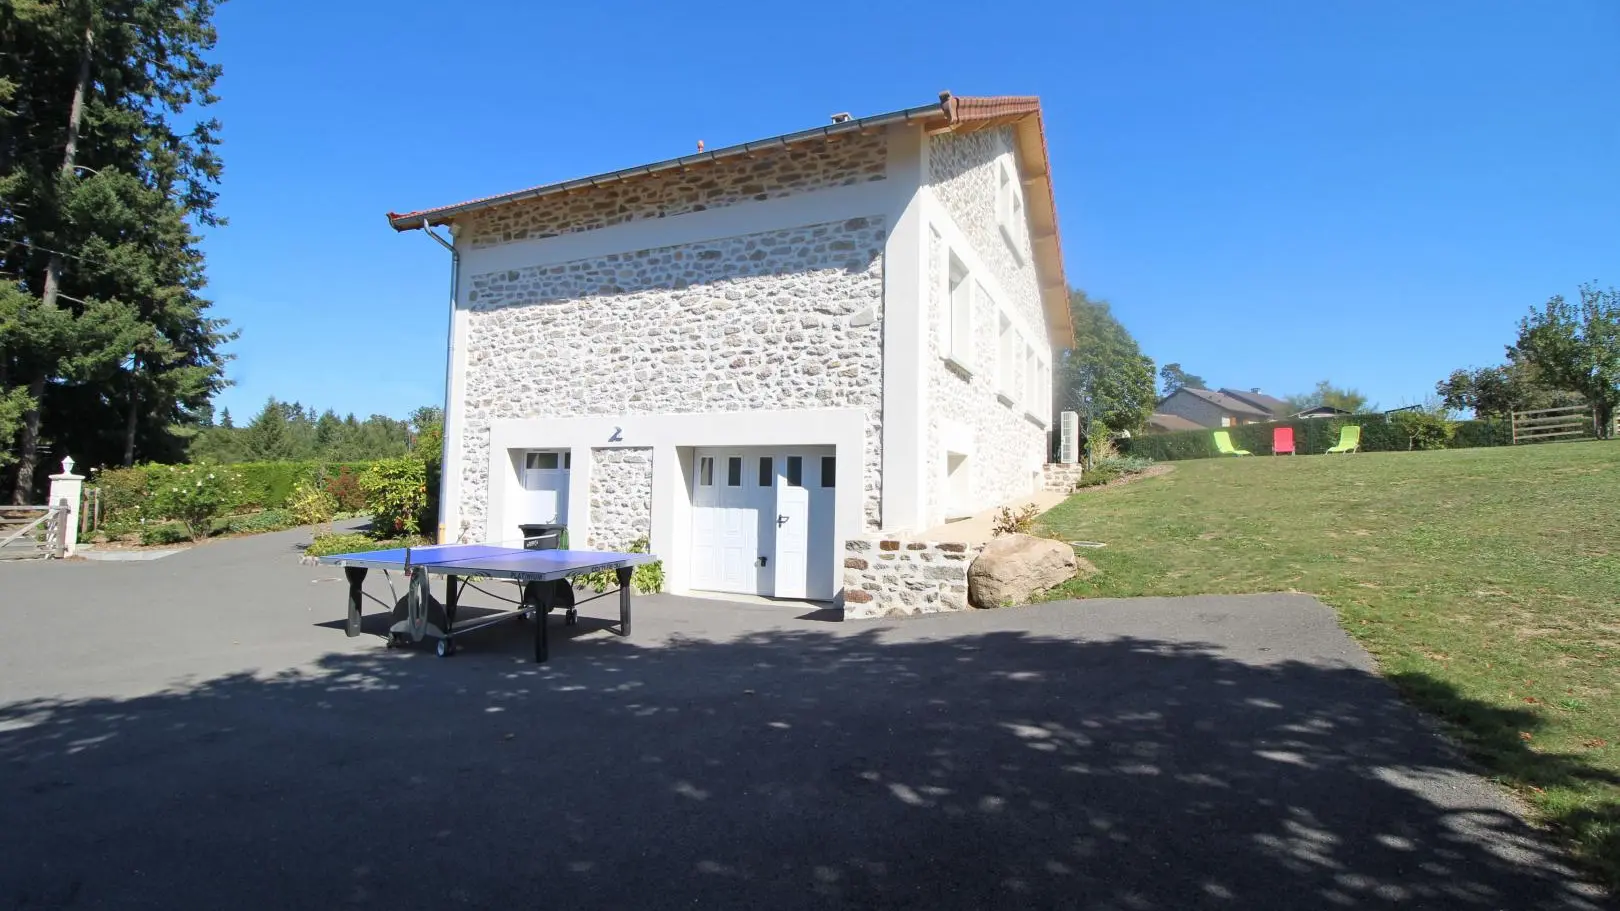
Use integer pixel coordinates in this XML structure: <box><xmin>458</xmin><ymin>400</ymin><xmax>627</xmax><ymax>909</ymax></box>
<box><xmin>997</xmin><ymin>315</ymin><xmax>1018</xmax><ymax>405</ymax></box>
<box><xmin>942</xmin><ymin>250</ymin><xmax>972</xmax><ymax>373</ymax></box>
<box><xmin>996</xmin><ymin>156</ymin><xmax>1026</xmax><ymax>265</ymax></box>
<box><xmin>920</xmin><ymin>192</ymin><xmax>1046</xmax><ymax>355</ymax></box>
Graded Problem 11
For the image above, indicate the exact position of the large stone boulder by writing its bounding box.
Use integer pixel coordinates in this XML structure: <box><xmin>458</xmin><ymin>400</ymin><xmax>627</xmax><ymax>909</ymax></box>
<box><xmin>968</xmin><ymin>534</ymin><xmax>1080</xmax><ymax>608</ymax></box>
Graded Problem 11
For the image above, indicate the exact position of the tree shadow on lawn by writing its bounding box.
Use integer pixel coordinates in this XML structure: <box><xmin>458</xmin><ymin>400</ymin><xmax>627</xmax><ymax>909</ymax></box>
<box><xmin>0</xmin><ymin>627</ymin><xmax>1612</xmax><ymax>910</ymax></box>
<box><xmin>1390</xmin><ymin>669</ymin><xmax>1620</xmax><ymax>894</ymax></box>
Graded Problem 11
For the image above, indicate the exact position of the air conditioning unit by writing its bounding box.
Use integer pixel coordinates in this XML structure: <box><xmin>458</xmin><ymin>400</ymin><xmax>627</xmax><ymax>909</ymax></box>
<box><xmin>1059</xmin><ymin>411</ymin><xmax>1079</xmax><ymax>464</ymax></box>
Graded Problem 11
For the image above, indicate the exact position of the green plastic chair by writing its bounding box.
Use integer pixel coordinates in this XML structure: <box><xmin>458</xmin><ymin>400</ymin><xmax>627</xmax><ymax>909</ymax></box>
<box><xmin>1213</xmin><ymin>430</ymin><xmax>1252</xmax><ymax>456</ymax></box>
<box><xmin>1326</xmin><ymin>424</ymin><xmax>1362</xmax><ymax>454</ymax></box>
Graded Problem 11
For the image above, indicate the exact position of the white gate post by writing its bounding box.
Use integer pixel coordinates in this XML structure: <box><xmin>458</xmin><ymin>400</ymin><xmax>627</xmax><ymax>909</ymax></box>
<box><xmin>1059</xmin><ymin>412</ymin><xmax>1080</xmax><ymax>465</ymax></box>
<box><xmin>48</xmin><ymin>455</ymin><xmax>85</xmax><ymax>557</ymax></box>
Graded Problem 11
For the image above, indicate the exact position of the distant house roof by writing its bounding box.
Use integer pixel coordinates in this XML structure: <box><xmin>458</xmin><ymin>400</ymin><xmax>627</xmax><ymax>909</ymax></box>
<box><xmin>1218</xmin><ymin>388</ymin><xmax>1289</xmax><ymax>415</ymax></box>
<box><xmin>1292</xmin><ymin>405</ymin><xmax>1353</xmax><ymax>418</ymax></box>
<box><xmin>1161</xmin><ymin>387</ymin><xmax>1273</xmax><ymax>419</ymax></box>
<box><xmin>1147</xmin><ymin>412</ymin><xmax>1206</xmax><ymax>432</ymax></box>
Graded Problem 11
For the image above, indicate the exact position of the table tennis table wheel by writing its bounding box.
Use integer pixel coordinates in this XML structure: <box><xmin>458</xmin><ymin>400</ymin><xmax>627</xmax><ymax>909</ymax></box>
<box><xmin>565</xmin><ymin>609</ymin><xmax>578</xmax><ymax>627</ymax></box>
<box><xmin>436</xmin><ymin>637</ymin><xmax>456</xmax><ymax>658</ymax></box>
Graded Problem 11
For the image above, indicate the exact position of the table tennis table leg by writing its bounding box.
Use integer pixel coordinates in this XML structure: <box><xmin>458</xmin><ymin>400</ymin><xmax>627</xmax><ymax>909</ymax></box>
<box><xmin>344</xmin><ymin>567</ymin><xmax>367</xmax><ymax>637</ymax></box>
<box><xmin>444</xmin><ymin>574</ymin><xmax>458</xmax><ymax>631</ymax></box>
<box><xmin>525</xmin><ymin>580</ymin><xmax>552</xmax><ymax>663</ymax></box>
<box><xmin>616</xmin><ymin>566</ymin><xmax>633</xmax><ymax>637</ymax></box>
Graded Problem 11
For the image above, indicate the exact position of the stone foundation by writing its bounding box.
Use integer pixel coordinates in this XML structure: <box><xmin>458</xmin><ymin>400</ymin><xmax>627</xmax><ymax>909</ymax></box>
<box><xmin>841</xmin><ymin>537</ymin><xmax>987</xmax><ymax>620</ymax></box>
<box><xmin>1041</xmin><ymin>462</ymin><xmax>1084</xmax><ymax>493</ymax></box>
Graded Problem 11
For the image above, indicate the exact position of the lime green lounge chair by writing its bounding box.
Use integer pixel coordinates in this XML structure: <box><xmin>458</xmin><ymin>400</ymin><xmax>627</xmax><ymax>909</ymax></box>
<box><xmin>1326</xmin><ymin>425</ymin><xmax>1362</xmax><ymax>454</ymax></box>
<box><xmin>1213</xmin><ymin>431</ymin><xmax>1251</xmax><ymax>456</ymax></box>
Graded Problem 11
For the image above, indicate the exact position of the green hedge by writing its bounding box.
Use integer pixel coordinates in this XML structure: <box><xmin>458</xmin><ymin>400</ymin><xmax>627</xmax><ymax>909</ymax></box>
<box><xmin>93</xmin><ymin>460</ymin><xmax>380</xmax><ymax>528</ymax></box>
<box><xmin>234</xmin><ymin>461</ymin><xmax>377</xmax><ymax>510</ymax></box>
<box><xmin>1124</xmin><ymin>417</ymin><xmax>1511</xmax><ymax>461</ymax></box>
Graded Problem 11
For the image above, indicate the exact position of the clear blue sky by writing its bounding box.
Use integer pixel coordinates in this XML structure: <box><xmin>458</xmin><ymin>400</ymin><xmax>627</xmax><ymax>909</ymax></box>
<box><xmin>200</xmin><ymin>0</ymin><xmax>1620</xmax><ymax>421</ymax></box>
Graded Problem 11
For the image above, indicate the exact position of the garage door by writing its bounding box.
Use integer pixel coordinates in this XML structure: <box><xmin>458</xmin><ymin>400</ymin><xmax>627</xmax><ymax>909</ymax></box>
<box><xmin>689</xmin><ymin>447</ymin><xmax>836</xmax><ymax>600</ymax></box>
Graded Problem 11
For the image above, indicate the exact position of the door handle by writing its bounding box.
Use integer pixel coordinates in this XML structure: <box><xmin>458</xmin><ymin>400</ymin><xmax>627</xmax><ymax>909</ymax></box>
<box><xmin>777</xmin><ymin>514</ymin><xmax>789</xmax><ymax>526</ymax></box>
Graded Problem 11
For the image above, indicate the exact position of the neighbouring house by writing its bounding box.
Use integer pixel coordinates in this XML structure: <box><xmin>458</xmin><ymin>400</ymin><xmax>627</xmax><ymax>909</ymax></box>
<box><xmin>1293</xmin><ymin>405</ymin><xmax>1354</xmax><ymax>419</ymax></box>
<box><xmin>1145</xmin><ymin>412</ymin><xmax>1205</xmax><ymax>433</ymax></box>
<box><xmin>1217</xmin><ymin>387</ymin><xmax>1289</xmax><ymax>417</ymax></box>
<box><xmin>388</xmin><ymin>92</ymin><xmax>1073</xmax><ymax>602</ymax></box>
<box><xmin>1154</xmin><ymin>387</ymin><xmax>1275</xmax><ymax>429</ymax></box>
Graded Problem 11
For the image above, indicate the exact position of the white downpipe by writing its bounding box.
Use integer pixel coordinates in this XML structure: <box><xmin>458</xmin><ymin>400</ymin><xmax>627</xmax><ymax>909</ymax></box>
<box><xmin>422</xmin><ymin>220</ymin><xmax>458</xmax><ymax>543</ymax></box>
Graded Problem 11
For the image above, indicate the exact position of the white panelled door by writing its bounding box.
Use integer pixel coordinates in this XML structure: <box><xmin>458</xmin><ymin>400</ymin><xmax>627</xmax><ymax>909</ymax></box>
<box><xmin>690</xmin><ymin>446</ymin><xmax>835</xmax><ymax>599</ymax></box>
<box><xmin>521</xmin><ymin>450</ymin><xmax>571</xmax><ymax>526</ymax></box>
<box><xmin>773</xmin><ymin>481</ymin><xmax>809</xmax><ymax>599</ymax></box>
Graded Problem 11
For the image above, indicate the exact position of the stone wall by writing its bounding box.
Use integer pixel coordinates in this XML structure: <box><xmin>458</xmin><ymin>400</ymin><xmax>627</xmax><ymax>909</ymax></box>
<box><xmin>841</xmin><ymin>537</ymin><xmax>986</xmax><ymax>620</ymax></box>
<box><xmin>922</xmin><ymin>223</ymin><xmax>1048</xmax><ymax>527</ymax></box>
<box><xmin>589</xmin><ymin>447</ymin><xmax>653</xmax><ymax>550</ymax></box>
<box><xmin>455</xmin><ymin>216</ymin><xmax>887</xmax><ymax>540</ymax></box>
<box><xmin>461</xmin><ymin>133</ymin><xmax>888</xmax><ymax>249</ymax></box>
<box><xmin>928</xmin><ymin>127</ymin><xmax>1045</xmax><ymax>337</ymax></box>
<box><xmin>1041</xmin><ymin>463</ymin><xmax>1084</xmax><ymax>493</ymax></box>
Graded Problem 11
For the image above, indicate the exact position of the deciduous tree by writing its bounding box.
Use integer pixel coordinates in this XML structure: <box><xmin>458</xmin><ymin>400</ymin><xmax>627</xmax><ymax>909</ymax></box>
<box><xmin>1158</xmin><ymin>363</ymin><xmax>1206</xmax><ymax>396</ymax></box>
<box><xmin>1514</xmin><ymin>283</ymin><xmax>1620</xmax><ymax>437</ymax></box>
<box><xmin>1058</xmin><ymin>290</ymin><xmax>1155</xmax><ymax>436</ymax></box>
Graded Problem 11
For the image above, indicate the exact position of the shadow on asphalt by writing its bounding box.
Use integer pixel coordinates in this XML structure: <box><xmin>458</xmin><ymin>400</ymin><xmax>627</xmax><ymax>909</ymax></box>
<box><xmin>0</xmin><ymin>626</ymin><xmax>1610</xmax><ymax>909</ymax></box>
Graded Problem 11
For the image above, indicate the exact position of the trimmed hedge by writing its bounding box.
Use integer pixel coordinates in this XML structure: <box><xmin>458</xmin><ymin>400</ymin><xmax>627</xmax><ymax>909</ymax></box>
<box><xmin>93</xmin><ymin>460</ymin><xmax>380</xmax><ymax>529</ymax></box>
<box><xmin>1124</xmin><ymin>417</ymin><xmax>1511</xmax><ymax>461</ymax></box>
<box><xmin>234</xmin><ymin>461</ymin><xmax>377</xmax><ymax>510</ymax></box>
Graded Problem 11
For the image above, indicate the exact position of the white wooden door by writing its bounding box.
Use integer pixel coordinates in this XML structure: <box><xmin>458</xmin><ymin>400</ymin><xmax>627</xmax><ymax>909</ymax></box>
<box><xmin>522</xmin><ymin>451</ymin><xmax>570</xmax><ymax>525</ymax></box>
<box><xmin>690</xmin><ymin>451</ymin><xmax>763</xmax><ymax>595</ymax></box>
<box><xmin>773</xmin><ymin>478</ymin><xmax>810</xmax><ymax>600</ymax></box>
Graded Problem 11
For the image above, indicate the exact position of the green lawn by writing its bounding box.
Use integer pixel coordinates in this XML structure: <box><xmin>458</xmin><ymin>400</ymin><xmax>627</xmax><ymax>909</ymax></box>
<box><xmin>1040</xmin><ymin>442</ymin><xmax>1620</xmax><ymax>888</ymax></box>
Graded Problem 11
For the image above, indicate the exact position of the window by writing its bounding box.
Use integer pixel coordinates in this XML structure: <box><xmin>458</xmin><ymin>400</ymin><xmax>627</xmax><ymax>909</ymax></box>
<box><xmin>726</xmin><ymin>457</ymin><xmax>742</xmax><ymax>487</ymax></box>
<box><xmin>758</xmin><ymin>456</ymin><xmax>773</xmax><ymax>487</ymax></box>
<box><xmin>996</xmin><ymin>158</ymin><xmax>1025</xmax><ymax>263</ymax></box>
<box><xmin>942</xmin><ymin>252</ymin><xmax>972</xmax><ymax>369</ymax></box>
<box><xmin>1024</xmin><ymin>342</ymin><xmax>1037</xmax><ymax>413</ymax></box>
<box><xmin>698</xmin><ymin>456</ymin><xmax>714</xmax><ymax>486</ymax></box>
<box><xmin>998</xmin><ymin>313</ymin><xmax>1017</xmax><ymax>401</ymax></box>
<box><xmin>525</xmin><ymin>451</ymin><xmax>568</xmax><ymax>470</ymax></box>
<box><xmin>786</xmin><ymin>456</ymin><xmax>803</xmax><ymax>488</ymax></box>
<box><xmin>820</xmin><ymin>456</ymin><xmax>836</xmax><ymax>488</ymax></box>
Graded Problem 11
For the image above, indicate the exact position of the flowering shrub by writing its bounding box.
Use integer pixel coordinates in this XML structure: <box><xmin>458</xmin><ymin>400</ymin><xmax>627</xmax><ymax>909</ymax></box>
<box><xmin>359</xmin><ymin>458</ymin><xmax>427</xmax><ymax>536</ymax></box>
<box><xmin>147</xmin><ymin>464</ymin><xmax>244</xmax><ymax>540</ymax></box>
<box><xmin>323</xmin><ymin>467</ymin><xmax>366</xmax><ymax>512</ymax></box>
<box><xmin>288</xmin><ymin>480</ymin><xmax>337</xmax><ymax>531</ymax></box>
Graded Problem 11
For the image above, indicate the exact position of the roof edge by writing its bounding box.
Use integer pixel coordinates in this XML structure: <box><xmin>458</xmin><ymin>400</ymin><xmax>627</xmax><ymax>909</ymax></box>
<box><xmin>386</xmin><ymin>101</ymin><xmax>950</xmax><ymax>232</ymax></box>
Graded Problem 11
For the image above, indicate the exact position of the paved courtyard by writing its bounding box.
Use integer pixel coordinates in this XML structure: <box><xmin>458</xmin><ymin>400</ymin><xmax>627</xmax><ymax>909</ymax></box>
<box><xmin>0</xmin><ymin>528</ymin><xmax>1607</xmax><ymax>909</ymax></box>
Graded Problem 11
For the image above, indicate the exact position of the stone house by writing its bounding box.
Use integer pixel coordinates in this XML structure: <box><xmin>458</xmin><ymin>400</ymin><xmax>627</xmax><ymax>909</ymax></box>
<box><xmin>1155</xmin><ymin>387</ymin><xmax>1277</xmax><ymax>429</ymax></box>
<box><xmin>387</xmin><ymin>92</ymin><xmax>1073</xmax><ymax>602</ymax></box>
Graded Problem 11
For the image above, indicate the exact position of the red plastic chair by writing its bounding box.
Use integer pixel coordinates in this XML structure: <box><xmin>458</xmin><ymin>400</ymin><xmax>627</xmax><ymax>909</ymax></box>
<box><xmin>1273</xmin><ymin>426</ymin><xmax>1296</xmax><ymax>455</ymax></box>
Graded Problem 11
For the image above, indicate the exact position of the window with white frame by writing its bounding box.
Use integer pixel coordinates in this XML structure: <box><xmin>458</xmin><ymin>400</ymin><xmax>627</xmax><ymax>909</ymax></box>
<box><xmin>997</xmin><ymin>313</ymin><xmax>1017</xmax><ymax>401</ymax></box>
<box><xmin>1023</xmin><ymin>341</ymin><xmax>1037</xmax><ymax>412</ymax></box>
<box><xmin>996</xmin><ymin>158</ymin><xmax>1026</xmax><ymax>264</ymax></box>
<box><xmin>942</xmin><ymin>251</ymin><xmax>972</xmax><ymax>369</ymax></box>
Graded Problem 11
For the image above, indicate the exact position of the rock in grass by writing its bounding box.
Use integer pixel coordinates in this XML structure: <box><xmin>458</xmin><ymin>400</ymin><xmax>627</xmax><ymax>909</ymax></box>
<box><xmin>968</xmin><ymin>534</ymin><xmax>1085</xmax><ymax>608</ymax></box>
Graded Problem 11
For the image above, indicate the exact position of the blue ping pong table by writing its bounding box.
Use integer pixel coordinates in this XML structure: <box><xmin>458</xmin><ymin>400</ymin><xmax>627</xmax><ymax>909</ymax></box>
<box><xmin>317</xmin><ymin>544</ymin><xmax>657</xmax><ymax>662</ymax></box>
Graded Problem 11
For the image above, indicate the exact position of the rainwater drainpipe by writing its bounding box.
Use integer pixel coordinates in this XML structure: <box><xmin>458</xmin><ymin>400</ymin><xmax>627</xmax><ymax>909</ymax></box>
<box><xmin>422</xmin><ymin>219</ymin><xmax>458</xmax><ymax>544</ymax></box>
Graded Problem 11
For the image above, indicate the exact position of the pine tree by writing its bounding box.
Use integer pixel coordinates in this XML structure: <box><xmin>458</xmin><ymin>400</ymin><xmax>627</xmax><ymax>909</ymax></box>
<box><xmin>2</xmin><ymin>0</ymin><xmax>228</xmax><ymax>497</ymax></box>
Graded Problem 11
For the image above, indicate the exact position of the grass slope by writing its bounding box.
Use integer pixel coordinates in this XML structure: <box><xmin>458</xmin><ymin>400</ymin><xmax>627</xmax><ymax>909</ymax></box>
<box><xmin>1040</xmin><ymin>443</ymin><xmax>1620</xmax><ymax>888</ymax></box>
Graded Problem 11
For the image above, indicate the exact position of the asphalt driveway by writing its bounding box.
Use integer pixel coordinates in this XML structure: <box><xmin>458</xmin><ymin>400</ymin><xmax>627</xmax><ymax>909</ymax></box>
<box><xmin>0</xmin><ymin>528</ymin><xmax>1607</xmax><ymax>909</ymax></box>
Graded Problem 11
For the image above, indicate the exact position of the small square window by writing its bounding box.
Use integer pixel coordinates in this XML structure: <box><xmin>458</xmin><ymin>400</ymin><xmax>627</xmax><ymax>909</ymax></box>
<box><xmin>698</xmin><ymin>456</ymin><xmax>714</xmax><ymax>486</ymax></box>
<box><xmin>786</xmin><ymin>456</ymin><xmax>803</xmax><ymax>488</ymax></box>
<box><xmin>820</xmin><ymin>456</ymin><xmax>836</xmax><ymax>488</ymax></box>
<box><xmin>758</xmin><ymin>456</ymin><xmax>773</xmax><ymax>488</ymax></box>
<box><xmin>727</xmin><ymin>457</ymin><xmax>742</xmax><ymax>487</ymax></box>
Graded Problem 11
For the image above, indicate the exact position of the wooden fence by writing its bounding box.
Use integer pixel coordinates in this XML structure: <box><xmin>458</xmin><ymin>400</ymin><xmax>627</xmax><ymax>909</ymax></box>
<box><xmin>1510</xmin><ymin>404</ymin><xmax>1595</xmax><ymax>444</ymax></box>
